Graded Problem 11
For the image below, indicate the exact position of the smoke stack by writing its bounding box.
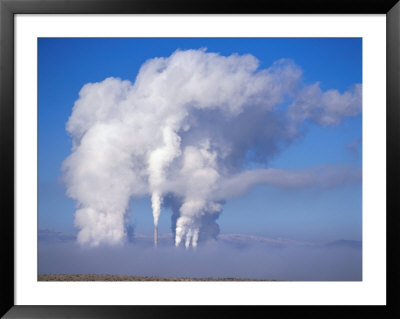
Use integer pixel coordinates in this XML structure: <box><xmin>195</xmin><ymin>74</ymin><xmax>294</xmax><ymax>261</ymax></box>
<box><xmin>154</xmin><ymin>225</ymin><xmax>158</xmax><ymax>248</ymax></box>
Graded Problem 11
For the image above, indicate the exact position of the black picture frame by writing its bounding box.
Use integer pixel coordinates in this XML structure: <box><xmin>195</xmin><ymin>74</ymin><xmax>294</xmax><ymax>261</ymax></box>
<box><xmin>1</xmin><ymin>0</ymin><xmax>399</xmax><ymax>318</ymax></box>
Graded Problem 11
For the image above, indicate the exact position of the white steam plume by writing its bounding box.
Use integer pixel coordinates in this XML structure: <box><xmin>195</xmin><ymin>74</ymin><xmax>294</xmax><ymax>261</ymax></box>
<box><xmin>63</xmin><ymin>49</ymin><xmax>362</xmax><ymax>247</ymax></box>
<box><xmin>148</xmin><ymin>127</ymin><xmax>181</xmax><ymax>246</ymax></box>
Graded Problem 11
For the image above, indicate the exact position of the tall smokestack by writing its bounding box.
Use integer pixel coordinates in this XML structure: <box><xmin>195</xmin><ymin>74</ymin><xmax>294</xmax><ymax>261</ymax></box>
<box><xmin>154</xmin><ymin>225</ymin><xmax>158</xmax><ymax>248</ymax></box>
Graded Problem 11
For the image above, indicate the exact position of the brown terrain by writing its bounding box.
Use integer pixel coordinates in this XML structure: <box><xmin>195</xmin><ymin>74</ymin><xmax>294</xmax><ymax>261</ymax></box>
<box><xmin>38</xmin><ymin>274</ymin><xmax>274</xmax><ymax>281</ymax></box>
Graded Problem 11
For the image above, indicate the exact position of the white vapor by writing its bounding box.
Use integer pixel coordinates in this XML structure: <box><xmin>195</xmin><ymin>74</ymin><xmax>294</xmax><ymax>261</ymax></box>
<box><xmin>214</xmin><ymin>166</ymin><xmax>362</xmax><ymax>201</ymax></box>
<box><xmin>288</xmin><ymin>82</ymin><xmax>362</xmax><ymax>126</ymax></box>
<box><xmin>62</xmin><ymin>49</ymin><xmax>362</xmax><ymax>247</ymax></box>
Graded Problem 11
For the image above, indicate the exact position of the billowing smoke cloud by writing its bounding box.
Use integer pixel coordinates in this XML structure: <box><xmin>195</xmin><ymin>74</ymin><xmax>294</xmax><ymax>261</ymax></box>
<box><xmin>62</xmin><ymin>49</ymin><xmax>362</xmax><ymax>247</ymax></box>
<box><xmin>288</xmin><ymin>82</ymin><xmax>362</xmax><ymax>126</ymax></box>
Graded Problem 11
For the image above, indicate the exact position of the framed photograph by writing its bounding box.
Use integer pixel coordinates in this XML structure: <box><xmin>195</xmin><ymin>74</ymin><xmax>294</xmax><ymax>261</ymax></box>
<box><xmin>1</xmin><ymin>0</ymin><xmax>398</xmax><ymax>318</ymax></box>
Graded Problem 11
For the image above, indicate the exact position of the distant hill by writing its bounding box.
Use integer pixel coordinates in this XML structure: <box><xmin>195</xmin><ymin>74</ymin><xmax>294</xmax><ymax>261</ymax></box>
<box><xmin>324</xmin><ymin>240</ymin><xmax>362</xmax><ymax>249</ymax></box>
<box><xmin>38</xmin><ymin>228</ymin><xmax>361</xmax><ymax>249</ymax></box>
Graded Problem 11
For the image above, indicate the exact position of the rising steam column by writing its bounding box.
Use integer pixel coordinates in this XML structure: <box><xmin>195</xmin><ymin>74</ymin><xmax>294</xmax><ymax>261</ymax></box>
<box><xmin>154</xmin><ymin>225</ymin><xmax>158</xmax><ymax>248</ymax></box>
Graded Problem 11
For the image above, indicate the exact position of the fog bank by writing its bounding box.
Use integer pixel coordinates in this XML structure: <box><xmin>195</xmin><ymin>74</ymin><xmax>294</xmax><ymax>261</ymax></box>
<box><xmin>39</xmin><ymin>233</ymin><xmax>361</xmax><ymax>281</ymax></box>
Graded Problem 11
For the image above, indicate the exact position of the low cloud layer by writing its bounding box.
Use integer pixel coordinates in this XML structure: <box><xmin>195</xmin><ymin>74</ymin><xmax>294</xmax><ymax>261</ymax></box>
<box><xmin>39</xmin><ymin>232</ymin><xmax>362</xmax><ymax>281</ymax></box>
<box><xmin>62</xmin><ymin>49</ymin><xmax>362</xmax><ymax>247</ymax></box>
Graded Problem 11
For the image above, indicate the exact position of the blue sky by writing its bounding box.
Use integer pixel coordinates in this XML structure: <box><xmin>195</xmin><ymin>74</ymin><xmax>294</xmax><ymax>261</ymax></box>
<box><xmin>38</xmin><ymin>38</ymin><xmax>362</xmax><ymax>244</ymax></box>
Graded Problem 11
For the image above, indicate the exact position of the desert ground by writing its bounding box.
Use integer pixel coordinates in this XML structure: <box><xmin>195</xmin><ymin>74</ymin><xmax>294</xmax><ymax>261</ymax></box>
<box><xmin>38</xmin><ymin>274</ymin><xmax>273</xmax><ymax>281</ymax></box>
